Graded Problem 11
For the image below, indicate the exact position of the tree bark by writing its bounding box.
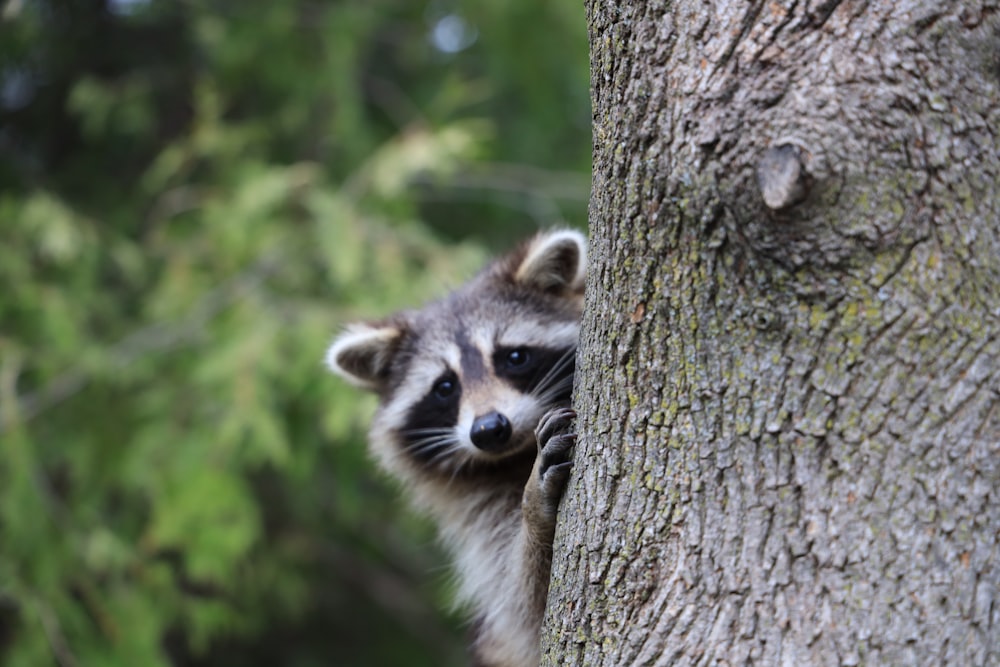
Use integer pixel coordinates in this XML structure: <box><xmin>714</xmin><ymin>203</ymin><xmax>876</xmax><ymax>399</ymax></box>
<box><xmin>542</xmin><ymin>2</ymin><xmax>1000</xmax><ymax>665</ymax></box>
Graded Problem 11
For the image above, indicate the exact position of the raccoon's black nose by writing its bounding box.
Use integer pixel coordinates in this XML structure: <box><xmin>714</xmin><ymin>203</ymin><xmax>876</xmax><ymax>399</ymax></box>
<box><xmin>470</xmin><ymin>412</ymin><xmax>513</xmax><ymax>451</ymax></box>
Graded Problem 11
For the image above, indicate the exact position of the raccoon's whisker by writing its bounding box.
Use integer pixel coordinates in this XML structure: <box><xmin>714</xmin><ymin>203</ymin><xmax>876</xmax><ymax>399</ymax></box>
<box><xmin>407</xmin><ymin>435</ymin><xmax>460</xmax><ymax>460</ymax></box>
<box><xmin>407</xmin><ymin>437</ymin><xmax>451</xmax><ymax>452</ymax></box>
<box><xmin>426</xmin><ymin>444</ymin><xmax>457</xmax><ymax>464</ymax></box>
<box><xmin>401</xmin><ymin>427</ymin><xmax>456</xmax><ymax>439</ymax></box>
<box><xmin>447</xmin><ymin>453</ymin><xmax>474</xmax><ymax>486</ymax></box>
<box><xmin>530</xmin><ymin>348</ymin><xmax>576</xmax><ymax>401</ymax></box>
<box><xmin>406</xmin><ymin>436</ymin><xmax>452</xmax><ymax>449</ymax></box>
<box><xmin>532</xmin><ymin>375</ymin><xmax>573</xmax><ymax>405</ymax></box>
<box><xmin>401</xmin><ymin>428</ymin><xmax>457</xmax><ymax>449</ymax></box>
<box><xmin>534</xmin><ymin>375</ymin><xmax>574</xmax><ymax>403</ymax></box>
<box><xmin>427</xmin><ymin>442</ymin><xmax>466</xmax><ymax>470</ymax></box>
<box><xmin>533</xmin><ymin>383</ymin><xmax>575</xmax><ymax>411</ymax></box>
<box><xmin>534</xmin><ymin>348</ymin><xmax>575</xmax><ymax>391</ymax></box>
<box><xmin>536</xmin><ymin>361</ymin><xmax>574</xmax><ymax>395</ymax></box>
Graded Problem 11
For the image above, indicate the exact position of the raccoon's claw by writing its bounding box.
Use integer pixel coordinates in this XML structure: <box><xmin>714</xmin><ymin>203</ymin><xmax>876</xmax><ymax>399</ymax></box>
<box><xmin>539</xmin><ymin>459</ymin><xmax>573</xmax><ymax>499</ymax></box>
<box><xmin>535</xmin><ymin>407</ymin><xmax>576</xmax><ymax>453</ymax></box>
<box><xmin>535</xmin><ymin>407</ymin><xmax>576</xmax><ymax>496</ymax></box>
<box><xmin>539</xmin><ymin>432</ymin><xmax>576</xmax><ymax>476</ymax></box>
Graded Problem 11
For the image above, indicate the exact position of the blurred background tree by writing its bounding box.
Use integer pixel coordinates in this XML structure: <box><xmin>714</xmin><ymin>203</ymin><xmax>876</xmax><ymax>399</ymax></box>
<box><xmin>0</xmin><ymin>1</ymin><xmax>589</xmax><ymax>665</ymax></box>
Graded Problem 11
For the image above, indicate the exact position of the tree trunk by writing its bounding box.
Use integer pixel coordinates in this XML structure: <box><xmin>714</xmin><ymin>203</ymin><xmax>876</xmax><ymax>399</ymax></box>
<box><xmin>542</xmin><ymin>2</ymin><xmax>1000</xmax><ymax>665</ymax></box>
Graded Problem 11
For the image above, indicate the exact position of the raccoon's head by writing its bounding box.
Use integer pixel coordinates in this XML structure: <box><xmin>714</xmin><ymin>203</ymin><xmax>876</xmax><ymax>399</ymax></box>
<box><xmin>326</xmin><ymin>230</ymin><xmax>586</xmax><ymax>480</ymax></box>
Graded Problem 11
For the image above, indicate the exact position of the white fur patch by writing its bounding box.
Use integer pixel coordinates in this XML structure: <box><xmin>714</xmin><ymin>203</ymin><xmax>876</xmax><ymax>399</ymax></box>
<box><xmin>498</xmin><ymin>320</ymin><xmax>579</xmax><ymax>350</ymax></box>
<box><xmin>441</xmin><ymin>490</ymin><xmax>544</xmax><ymax>667</ymax></box>
<box><xmin>468</xmin><ymin>322</ymin><xmax>498</xmax><ymax>357</ymax></box>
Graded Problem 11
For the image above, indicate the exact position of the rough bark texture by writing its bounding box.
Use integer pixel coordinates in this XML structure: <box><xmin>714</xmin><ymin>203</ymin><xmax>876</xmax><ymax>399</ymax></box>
<box><xmin>542</xmin><ymin>2</ymin><xmax>1000</xmax><ymax>665</ymax></box>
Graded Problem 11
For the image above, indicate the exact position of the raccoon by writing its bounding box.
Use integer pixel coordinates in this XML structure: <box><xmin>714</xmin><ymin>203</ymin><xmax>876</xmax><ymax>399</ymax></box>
<box><xmin>325</xmin><ymin>229</ymin><xmax>586</xmax><ymax>667</ymax></box>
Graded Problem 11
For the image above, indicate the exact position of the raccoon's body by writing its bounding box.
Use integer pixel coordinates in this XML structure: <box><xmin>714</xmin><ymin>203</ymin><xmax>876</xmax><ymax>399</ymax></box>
<box><xmin>326</xmin><ymin>230</ymin><xmax>586</xmax><ymax>667</ymax></box>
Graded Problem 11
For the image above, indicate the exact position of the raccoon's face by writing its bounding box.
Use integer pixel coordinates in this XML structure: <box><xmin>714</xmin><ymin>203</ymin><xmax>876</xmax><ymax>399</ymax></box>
<box><xmin>377</xmin><ymin>307</ymin><xmax>580</xmax><ymax>471</ymax></box>
<box><xmin>327</xmin><ymin>230</ymin><xmax>586</xmax><ymax>478</ymax></box>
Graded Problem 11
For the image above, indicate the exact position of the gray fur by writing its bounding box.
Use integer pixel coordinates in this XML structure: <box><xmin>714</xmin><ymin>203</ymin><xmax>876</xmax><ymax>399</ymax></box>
<box><xmin>326</xmin><ymin>230</ymin><xmax>586</xmax><ymax>667</ymax></box>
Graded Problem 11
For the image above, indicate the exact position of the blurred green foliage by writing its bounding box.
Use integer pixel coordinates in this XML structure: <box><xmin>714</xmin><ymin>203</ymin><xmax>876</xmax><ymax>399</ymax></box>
<box><xmin>0</xmin><ymin>0</ymin><xmax>589</xmax><ymax>665</ymax></box>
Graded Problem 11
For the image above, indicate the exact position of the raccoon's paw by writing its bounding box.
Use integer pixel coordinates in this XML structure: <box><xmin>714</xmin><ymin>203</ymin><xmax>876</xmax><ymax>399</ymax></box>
<box><xmin>535</xmin><ymin>407</ymin><xmax>576</xmax><ymax>503</ymax></box>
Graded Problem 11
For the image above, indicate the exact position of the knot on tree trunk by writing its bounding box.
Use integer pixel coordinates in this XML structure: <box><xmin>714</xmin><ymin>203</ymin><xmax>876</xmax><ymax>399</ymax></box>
<box><xmin>756</xmin><ymin>143</ymin><xmax>811</xmax><ymax>210</ymax></box>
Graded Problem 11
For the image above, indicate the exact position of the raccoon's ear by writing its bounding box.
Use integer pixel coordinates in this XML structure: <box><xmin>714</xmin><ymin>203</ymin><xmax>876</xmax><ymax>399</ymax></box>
<box><xmin>326</xmin><ymin>323</ymin><xmax>405</xmax><ymax>391</ymax></box>
<box><xmin>513</xmin><ymin>229</ymin><xmax>587</xmax><ymax>294</ymax></box>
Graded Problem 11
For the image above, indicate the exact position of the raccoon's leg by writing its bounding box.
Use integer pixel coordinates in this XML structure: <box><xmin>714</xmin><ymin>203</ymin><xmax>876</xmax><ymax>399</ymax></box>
<box><xmin>520</xmin><ymin>407</ymin><xmax>577</xmax><ymax>651</ymax></box>
<box><xmin>523</xmin><ymin>406</ymin><xmax>575</xmax><ymax>602</ymax></box>
<box><xmin>471</xmin><ymin>408</ymin><xmax>575</xmax><ymax>667</ymax></box>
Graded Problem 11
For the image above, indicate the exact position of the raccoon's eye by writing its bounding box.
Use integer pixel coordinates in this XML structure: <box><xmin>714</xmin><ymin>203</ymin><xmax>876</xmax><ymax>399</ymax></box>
<box><xmin>505</xmin><ymin>349</ymin><xmax>530</xmax><ymax>367</ymax></box>
<box><xmin>433</xmin><ymin>378</ymin><xmax>457</xmax><ymax>399</ymax></box>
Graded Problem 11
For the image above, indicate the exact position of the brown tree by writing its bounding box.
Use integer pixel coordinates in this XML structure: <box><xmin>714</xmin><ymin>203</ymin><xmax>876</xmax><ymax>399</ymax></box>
<box><xmin>542</xmin><ymin>1</ymin><xmax>999</xmax><ymax>665</ymax></box>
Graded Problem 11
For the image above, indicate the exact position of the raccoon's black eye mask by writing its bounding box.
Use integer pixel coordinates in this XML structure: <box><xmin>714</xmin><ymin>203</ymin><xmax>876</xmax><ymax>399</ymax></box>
<box><xmin>493</xmin><ymin>345</ymin><xmax>575</xmax><ymax>396</ymax></box>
